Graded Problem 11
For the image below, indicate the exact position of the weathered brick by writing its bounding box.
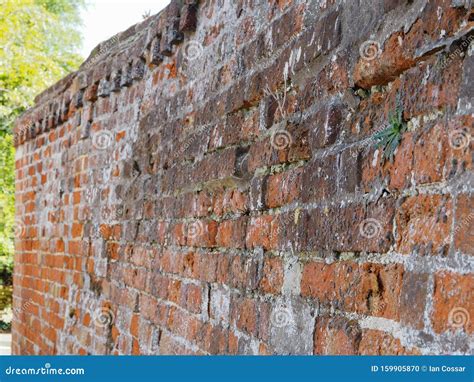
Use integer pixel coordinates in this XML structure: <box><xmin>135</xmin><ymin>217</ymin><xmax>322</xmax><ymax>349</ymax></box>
<box><xmin>179</xmin><ymin>4</ymin><xmax>198</xmax><ymax>32</ymax></box>
<box><xmin>432</xmin><ymin>272</ymin><xmax>473</xmax><ymax>334</ymax></box>
<box><xmin>400</xmin><ymin>272</ymin><xmax>429</xmax><ymax>330</ymax></box>
<box><xmin>231</xmin><ymin>296</ymin><xmax>257</xmax><ymax>336</ymax></box>
<box><xmin>301</xmin><ymin>156</ymin><xmax>337</xmax><ymax>203</ymax></box>
<box><xmin>453</xmin><ymin>194</ymin><xmax>474</xmax><ymax>255</ymax></box>
<box><xmin>358</xmin><ymin>330</ymin><xmax>420</xmax><ymax>355</ymax></box>
<box><xmin>245</xmin><ymin>215</ymin><xmax>279</xmax><ymax>250</ymax></box>
<box><xmin>395</xmin><ymin>195</ymin><xmax>452</xmax><ymax>255</ymax></box>
<box><xmin>216</xmin><ymin>217</ymin><xmax>247</xmax><ymax>249</ymax></box>
<box><xmin>314</xmin><ymin>317</ymin><xmax>361</xmax><ymax>355</ymax></box>
<box><xmin>259</xmin><ymin>256</ymin><xmax>284</xmax><ymax>294</ymax></box>
<box><xmin>265</xmin><ymin>167</ymin><xmax>302</xmax><ymax>208</ymax></box>
<box><xmin>12</xmin><ymin>0</ymin><xmax>473</xmax><ymax>357</ymax></box>
<box><xmin>228</xmin><ymin>254</ymin><xmax>259</xmax><ymax>290</ymax></box>
<box><xmin>301</xmin><ymin>261</ymin><xmax>404</xmax><ymax>319</ymax></box>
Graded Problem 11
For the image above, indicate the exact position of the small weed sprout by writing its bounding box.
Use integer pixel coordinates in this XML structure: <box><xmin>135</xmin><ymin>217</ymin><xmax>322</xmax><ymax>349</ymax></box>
<box><xmin>373</xmin><ymin>105</ymin><xmax>407</xmax><ymax>163</ymax></box>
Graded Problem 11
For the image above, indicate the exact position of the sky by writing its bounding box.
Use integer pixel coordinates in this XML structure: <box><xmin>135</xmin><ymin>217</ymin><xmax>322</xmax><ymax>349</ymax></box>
<box><xmin>80</xmin><ymin>0</ymin><xmax>170</xmax><ymax>58</ymax></box>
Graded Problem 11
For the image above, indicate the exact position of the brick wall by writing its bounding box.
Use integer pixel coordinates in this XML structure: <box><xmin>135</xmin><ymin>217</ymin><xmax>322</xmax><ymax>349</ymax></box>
<box><xmin>12</xmin><ymin>0</ymin><xmax>473</xmax><ymax>355</ymax></box>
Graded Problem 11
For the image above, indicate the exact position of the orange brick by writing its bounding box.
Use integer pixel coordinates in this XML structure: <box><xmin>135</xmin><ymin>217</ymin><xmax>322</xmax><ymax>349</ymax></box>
<box><xmin>432</xmin><ymin>272</ymin><xmax>473</xmax><ymax>334</ymax></box>
<box><xmin>259</xmin><ymin>256</ymin><xmax>284</xmax><ymax>294</ymax></box>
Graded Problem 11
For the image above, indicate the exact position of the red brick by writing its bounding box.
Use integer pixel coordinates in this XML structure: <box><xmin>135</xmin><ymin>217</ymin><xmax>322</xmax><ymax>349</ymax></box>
<box><xmin>314</xmin><ymin>317</ymin><xmax>361</xmax><ymax>355</ymax></box>
<box><xmin>454</xmin><ymin>194</ymin><xmax>474</xmax><ymax>255</ymax></box>
<box><xmin>432</xmin><ymin>272</ymin><xmax>473</xmax><ymax>334</ymax></box>
<box><xmin>245</xmin><ymin>215</ymin><xmax>278</xmax><ymax>250</ymax></box>
<box><xmin>232</xmin><ymin>297</ymin><xmax>257</xmax><ymax>336</ymax></box>
<box><xmin>358</xmin><ymin>329</ymin><xmax>420</xmax><ymax>355</ymax></box>
<box><xmin>130</xmin><ymin>313</ymin><xmax>139</xmax><ymax>338</ymax></box>
<box><xmin>216</xmin><ymin>217</ymin><xmax>247</xmax><ymax>248</ymax></box>
<box><xmin>184</xmin><ymin>284</ymin><xmax>202</xmax><ymax>314</ymax></box>
<box><xmin>301</xmin><ymin>261</ymin><xmax>403</xmax><ymax>319</ymax></box>
<box><xmin>387</xmin><ymin>132</ymin><xmax>414</xmax><ymax>190</ymax></box>
<box><xmin>259</xmin><ymin>256</ymin><xmax>284</xmax><ymax>294</ymax></box>
<box><xmin>395</xmin><ymin>195</ymin><xmax>452</xmax><ymax>255</ymax></box>
<box><xmin>265</xmin><ymin>167</ymin><xmax>302</xmax><ymax>208</ymax></box>
<box><xmin>229</xmin><ymin>255</ymin><xmax>259</xmax><ymax>290</ymax></box>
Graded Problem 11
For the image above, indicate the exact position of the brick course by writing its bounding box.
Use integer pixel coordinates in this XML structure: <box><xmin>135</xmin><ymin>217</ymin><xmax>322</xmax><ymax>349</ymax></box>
<box><xmin>12</xmin><ymin>0</ymin><xmax>474</xmax><ymax>355</ymax></box>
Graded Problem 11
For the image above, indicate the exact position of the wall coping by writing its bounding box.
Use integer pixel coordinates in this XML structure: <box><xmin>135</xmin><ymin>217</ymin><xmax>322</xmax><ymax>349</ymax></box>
<box><xmin>13</xmin><ymin>0</ymin><xmax>199</xmax><ymax>147</ymax></box>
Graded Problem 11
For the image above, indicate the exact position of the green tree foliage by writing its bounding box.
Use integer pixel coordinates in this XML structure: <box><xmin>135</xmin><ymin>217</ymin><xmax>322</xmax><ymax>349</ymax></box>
<box><xmin>0</xmin><ymin>133</ymin><xmax>14</xmax><ymax>271</ymax></box>
<box><xmin>0</xmin><ymin>0</ymin><xmax>84</xmax><ymax>270</ymax></box>
<box><xmin>0</xmin><ymin>0</ymin><xmax>85</xmax><ymax>131</ymax></box>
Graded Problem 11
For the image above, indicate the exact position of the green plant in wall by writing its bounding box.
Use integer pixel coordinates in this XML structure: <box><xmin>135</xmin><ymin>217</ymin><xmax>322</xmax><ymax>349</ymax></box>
<box><xmin>373</xmin><ymin>105</ymin><xmax>407</xmax><ymax>163</ymax></box>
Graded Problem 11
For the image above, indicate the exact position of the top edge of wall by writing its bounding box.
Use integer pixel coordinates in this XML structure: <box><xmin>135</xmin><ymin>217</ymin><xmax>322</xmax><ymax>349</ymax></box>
<box><xmin>13</xmin><ymin>0</ymin><xmax>199</xmax><ymax>146</ymax></box>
